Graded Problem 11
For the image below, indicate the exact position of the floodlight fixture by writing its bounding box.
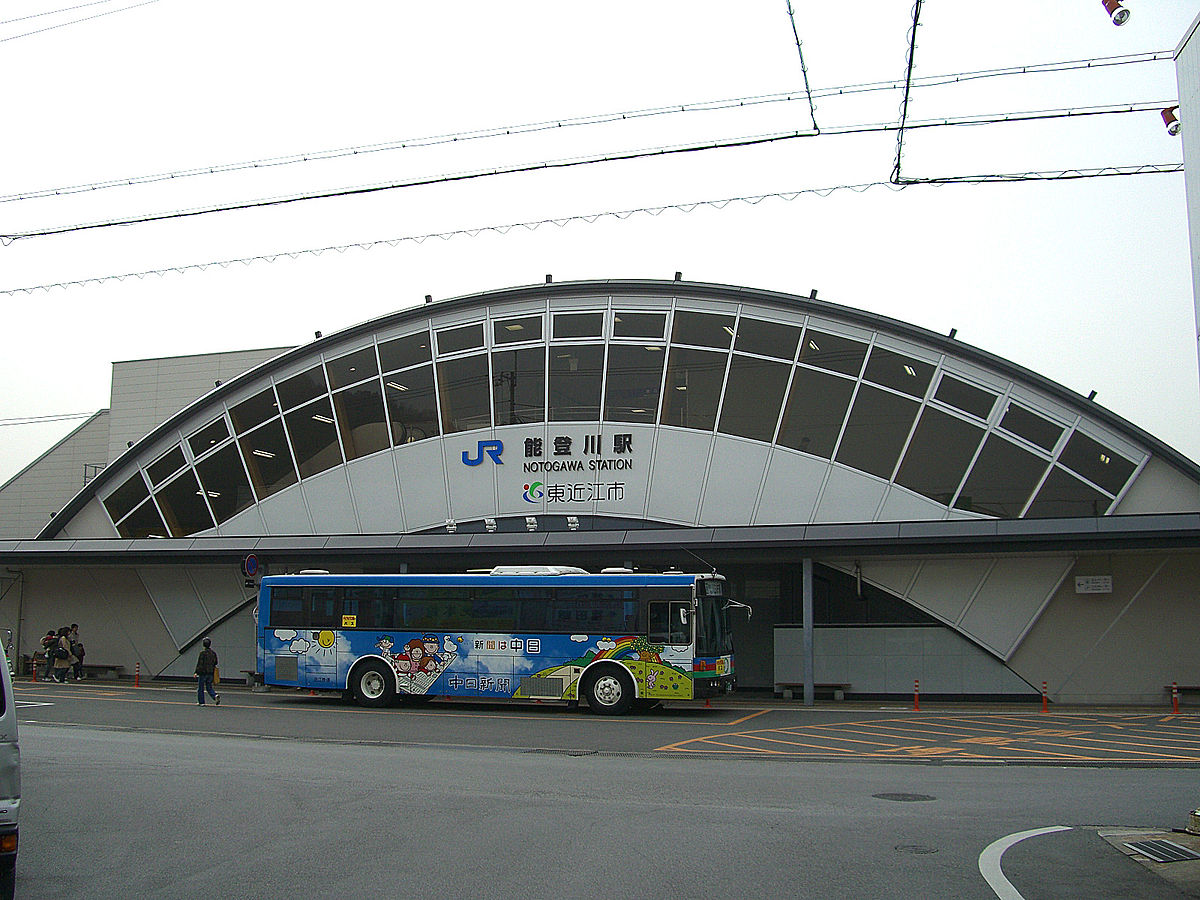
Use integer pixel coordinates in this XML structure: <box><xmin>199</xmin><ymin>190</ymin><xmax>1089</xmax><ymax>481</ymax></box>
<box><xmin>525</xmin><ymin>516</ymin><xmax>538</xmax><ymax>532</ymax></box>
<box><xmin>1163</xmin><ymin>106</ymin><xmax>1181</xmax><ymax>136</ymax></box>
<box><xmin>1101</xmin><ymin>0</ymin><xmax>1129</xmax><ymax>25</ymax></box>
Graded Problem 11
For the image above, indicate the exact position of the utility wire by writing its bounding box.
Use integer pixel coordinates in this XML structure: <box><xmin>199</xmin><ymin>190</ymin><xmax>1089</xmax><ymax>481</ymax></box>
<box><xmin>0</xmin><ymin>0</ymin><xmax>160</xmax><ymax>43</ymax></box>
<box><xmin>0</xmin><ymin>0</ymin><xmax>119</xmax><ymax>25</ymax></box>
<box><xmin>1</xmin><ymin>50</ymin><xmax>1172</xmax><ymax>205</ymax></box>
<box><xmin>0</xmin><ymin>412</ymin><xmax>95</xmax><ymax>426</ymax></box>
<box><xmin>893</xmin><ymin>0</ymin><xmax>924</xmax><ymax>184</ymax></box>
<box><xmin>784</xmin><ymin>1</ymin><xmax>819</xmax><ymax>131</ymax></box>
<box><xmin>0</xmin><ymin>101</ymin><xmax>1176</xmax><ymax>242</ymax></box>
<box><xmin>0</xmin><ymin>162</ymin><xmax>1181</xmax><ymax>297</ymax></box>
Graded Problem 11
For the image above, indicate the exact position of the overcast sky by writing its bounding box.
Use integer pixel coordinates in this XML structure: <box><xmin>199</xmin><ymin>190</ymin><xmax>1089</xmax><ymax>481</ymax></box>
<box><xmin>2</xmin><ymin>1</ymin><xmax>1199</xmax><ymax>486</ymax></box>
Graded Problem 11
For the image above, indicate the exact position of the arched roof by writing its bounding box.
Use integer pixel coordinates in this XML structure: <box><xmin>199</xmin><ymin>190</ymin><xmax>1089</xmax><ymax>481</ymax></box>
<box><xmin>41</xmin><ymin>279</ymin><xmax>1200</xmax><ymax>540</ymax></box>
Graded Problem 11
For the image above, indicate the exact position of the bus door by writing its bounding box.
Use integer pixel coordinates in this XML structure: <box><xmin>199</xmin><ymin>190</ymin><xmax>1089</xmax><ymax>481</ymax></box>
<box><xmin>647</xmin><ymin>598</ymin><xmax>693</xmax><ymax>670</ymax></box>
<box><xmin>304</xmin><ymin>587</ymin><xmax>340</xmax><ymax>688</ymax></box>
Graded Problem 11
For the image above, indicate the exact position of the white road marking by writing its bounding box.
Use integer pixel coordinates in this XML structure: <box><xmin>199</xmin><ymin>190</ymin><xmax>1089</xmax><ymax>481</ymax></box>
<box><xmin>979</xmin><ymin>825</ymin><xmax>1072</xmax><ymax>900</ymax></box>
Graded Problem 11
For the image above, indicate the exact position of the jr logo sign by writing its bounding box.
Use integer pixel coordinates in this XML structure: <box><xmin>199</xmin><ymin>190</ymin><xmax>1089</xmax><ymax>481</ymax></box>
<box><xmin>462</xmin><ymin>440</ymin><xmax>504</xmax><ymax>466</ymax></box>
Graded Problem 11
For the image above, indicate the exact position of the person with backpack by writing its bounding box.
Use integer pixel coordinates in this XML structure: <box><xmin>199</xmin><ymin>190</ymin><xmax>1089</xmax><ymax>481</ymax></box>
<box><xmin>194</xmin><ymin>638</ymin><xmax>220</xmax><ymax>706</ymax></box>
<box><xmin>50</xmin><ymin>627</ymin><xmax>74</xmax><ymax>683</ymax></box>
<box><xmin>39</xmin><ymin>630</ymin><xmax>57</xmax><ymax>680</ymax></box>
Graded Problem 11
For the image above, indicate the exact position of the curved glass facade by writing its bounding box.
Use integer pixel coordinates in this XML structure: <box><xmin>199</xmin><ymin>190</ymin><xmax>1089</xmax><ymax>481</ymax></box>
<box><xmin>90</xmin><ymin>284</ymin><xmax>1156</xmax><ymax>539</ymax></box>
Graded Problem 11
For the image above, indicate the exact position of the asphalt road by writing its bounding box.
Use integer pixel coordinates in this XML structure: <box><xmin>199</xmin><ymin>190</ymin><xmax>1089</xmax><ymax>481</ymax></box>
<box><xmin>14</xmin><ymin>681</ymin><xmax>1200</xmax><ymax>899</ymax></box>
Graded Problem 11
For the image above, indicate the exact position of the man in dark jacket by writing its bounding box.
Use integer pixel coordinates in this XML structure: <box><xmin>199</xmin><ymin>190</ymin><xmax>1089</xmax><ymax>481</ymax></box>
<box><xmin>194</xmin><ymin>638</ymin><xmax>220</xmax><ymax>706</ymax></box>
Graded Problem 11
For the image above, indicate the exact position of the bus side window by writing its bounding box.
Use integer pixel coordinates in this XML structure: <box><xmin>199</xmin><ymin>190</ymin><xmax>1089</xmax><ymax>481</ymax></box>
<box><xmin>649</xmin><ymin>600</ymin><xmax>691</xmax><ymax>645</ymax></box>
<box><xmin>270</xmin><ymin>587</ymin><xmax>305</xmax><ymax>627</ymax></box>
<box><xmin>307</xmin><ymin>587</ymin><xmax>342</xmax><ymax>628</ymax></box>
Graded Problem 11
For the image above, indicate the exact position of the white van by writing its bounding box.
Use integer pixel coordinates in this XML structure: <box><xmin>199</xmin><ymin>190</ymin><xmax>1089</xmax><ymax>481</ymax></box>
<box><xmin>0</xmin><ymin>642</ymin><xmax>19</xmax><ymax>899</ymax></box>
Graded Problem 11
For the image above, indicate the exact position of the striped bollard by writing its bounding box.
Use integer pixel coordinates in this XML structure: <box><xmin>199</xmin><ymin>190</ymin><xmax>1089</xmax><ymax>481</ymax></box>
<box><xmin>913</xmin><ymin>679</ymin><xmax>920</xmax><ymax>711</ymax></box>
<box><xmin>1173</xmin><ymin>682</ymin><xmax>1179</xmax><ymax>715</ymax></box>
<box><xmin>134</xmin><ymin>661</ymin><xmax>140</xmax><ymax>687</ymax></box>
<box><xmin>1042</xmin><ymin>681</ymin><xmax>1048</xmax><ymax>713</ymax></box>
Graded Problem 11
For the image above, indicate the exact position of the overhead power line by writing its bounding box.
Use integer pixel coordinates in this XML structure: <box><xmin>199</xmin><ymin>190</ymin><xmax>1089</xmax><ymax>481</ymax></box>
<box><xmin>0</xmin><ymin>162</ymin><xmax>1180</xmax><ymax>297</ymax></box>
<box><xmin>0</xmin><ymin>412</ymin><xmax>96</xmax><ymax>427</ymax></box>
<box><xmin>0</xmin><ymin>101</ymin><xmax>1177</xmax><ymax>243</ymax></box>
<box><xmin>0</xmin><ymin>0</ymin><xmax>160</xmax><ymax>44</ymax></box>
<box><xmin>0</xmin><ymin>50</ymin><xmax>1172</xmax><ymax>205</ymax></box>
<box><xmin>783</xmin><ymin>0</ymin><xmax>819</xmax><ymax>131</ymax></box>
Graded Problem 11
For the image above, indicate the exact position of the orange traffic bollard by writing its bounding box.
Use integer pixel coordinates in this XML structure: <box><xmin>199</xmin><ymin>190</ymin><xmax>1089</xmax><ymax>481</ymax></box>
<box><xmin>1042</xmin><ymin>681</ymin><xmax>1048</xmax><ymax>713</ymax></box>
<box><xmin>1173</xmin><ymin>682</ymin><xmax>1180</xmax><ymax>715</ymax></box>
<box><xmin>913</xmin><ymin>679</ymin><xmax>920</xmax><ymax>711</ymax></box>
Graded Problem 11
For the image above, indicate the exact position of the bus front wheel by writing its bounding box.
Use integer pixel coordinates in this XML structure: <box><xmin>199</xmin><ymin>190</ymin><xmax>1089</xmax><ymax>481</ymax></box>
<box><xmin>352</xmin><ymin>661</ymin><xmax>395</xmax><ymax>708</ymax></box>
<box><xmin>583</xmin><ymin>667</ymin><xmax>634</xmax><ymax>715</ymax></box>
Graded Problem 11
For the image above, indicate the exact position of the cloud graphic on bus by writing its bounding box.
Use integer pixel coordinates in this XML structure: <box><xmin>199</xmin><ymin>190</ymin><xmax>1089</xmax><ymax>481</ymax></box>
<box><xmin>274</xmin><ymin>629</ymin><xmax>298</xmax><ymax>641</ymax></box>
<box><xmin>596</xmin><ymin>638</ymin><xmax>616</xmax><ymax>650</ymax></box>
<box><xmin>289</xmin><ymin>639</ymin><xmax>312</xmax><ymax>654</ymax></box>
<box><xmin>571</xmin><ymin>634</ymin><xmax>588</xmax><ymax>643</ymax></box>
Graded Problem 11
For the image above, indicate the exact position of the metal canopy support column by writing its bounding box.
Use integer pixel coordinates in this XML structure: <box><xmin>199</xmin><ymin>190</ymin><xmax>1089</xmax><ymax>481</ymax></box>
<box><xmin>803</xmin><ymin>557</ymin><xmax>814</xmax><ymax>707</ymax></box>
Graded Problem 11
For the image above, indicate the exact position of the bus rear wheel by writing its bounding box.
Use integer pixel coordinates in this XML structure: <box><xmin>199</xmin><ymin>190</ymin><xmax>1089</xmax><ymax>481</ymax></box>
<box><xmin>352</xmin><ymin>661</ymin><xmax>395</xmax><ymax>708</ymax></box>
<box><xmin>583</xmin><ymin>667</ymin><xmax>634</xmax><ymax>716</ymax></box>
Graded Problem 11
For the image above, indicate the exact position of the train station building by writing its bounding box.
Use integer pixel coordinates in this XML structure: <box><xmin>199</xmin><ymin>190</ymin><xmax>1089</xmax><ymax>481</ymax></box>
<box><xmin>2</xmin><ymin>277</ymin><xmax>1199</xmax><ymax>704</ymax></box>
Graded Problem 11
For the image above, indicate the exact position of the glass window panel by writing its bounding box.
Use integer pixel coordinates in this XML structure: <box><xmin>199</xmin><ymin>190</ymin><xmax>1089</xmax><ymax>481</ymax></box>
<box><xmin>238</xmin><ymin>420</ymin><xmax>298</xmax><ymax>499</ymax></box>
<box><xmin>436</xmin><ymin>322</ymin><xmax>484</xmax><ymax>355</ymax></box>
<box><xmin>953</xmin><ymin>434</ymin><xmax>1049</xmax><ymax>518</ymax></box>
<box><xmin>147</xmin><ymin>446</ymin><xmax>186</xmax><ymax>487</ymax></box>
<box><xmin>718</xmin><ymin>356</ymin><xmax>790</xmax><ymax>442</ymax></box>
<box><xmin>492</xmin><ymin>347</ymin><xmax>546</xmax><ymax>426</ymax></box>
<box><xmin>494</xmin><ymin>316</ymin><xmax>543</xmax><ymax>345</ymax></box>
<box><xmin>863</xmin><ymin>347</ymin><xmax>934</xmax><ymax>398</ymax></box>
<box><xmin>999</xmin><ymin>403</ymin><xmax>1062</xmax><ymax>451</ymax></box>
<box><xmin>195</xmin><ymin>443</ymin><xmax>256</xmax><ymax>524</ymax></box>
<box><xmin>612</xmin><ymin>311</ymin><xmax>666</xmax><ymax>339</ymax></box>
<box><xmin>333</xmin><ymin>380</ymin><xmax>389</xmax><ymax>460</ymax></box>
<box><xmin>798</xmin><ymin>330</ymin><xmax>867</xmax><ymax>377</ymax></box>
<box><xmin>671</xmin><ymin>310</ymin><xmax>734</xmax><ymax>349</ymax></box>
<box><xmin>437</xmin><ymin>354</ymin><xmax>492</xmax><ymax>433</ymax></box>
<box><xmin>103</xmin><ymin>471</ymin><xmax>150</xmax><ymax>524</ymax></box>
<box><xmin>552</xmin><ymin>312</ymin><xmax>604</xmax><ymax>339</ymax></box>
<box><xmin>385</xmin><ymin>364</ymin><xmax>439</xmax><ymax>444</ymax></box>
<box><xmin>155</xmin><ymin>470</ymin><xmax>215</xmax><ymax>536</ymax></box>
<box><xmin>1058</xmin><ymin>431</ymin><xmax>1136</xmax><ymax>495</ymax></box>
<box><xmin>604</xmin><ymin>344</ymin><xmax>665</xmax><ymax>424</ymax></box>
<box><xmin>277</xmin><ymin>365</ymin><xmax>328</xmax><ymax>411</ymax></box>
<box><xmin>548</xmin><ymin>344</ymin><xmax>604</xmax><ymax>421</ymax></box>
<box><xmin>269</xmin><ymin>587</ymin><xmax>305</xmax><ymax>628</ymax></box>
<box><xmin>835</xmin><ymin>384</ymin><xmax>919</xmax><ymax>480</ymax></box>
<box><xmin>777</xmin><ymin>368</ymin><xmax>855</xmax><ymax>458</ymax></box>
<box><xmin>378</xmin><ymin>331</ymin><xmax>432</xmax><ymax>373</ymax></box>
<box><xmin>115</xmin><ymin>497</ymin><xmax>168</xmax><ymax>539</ymax></box>
<box><xmin>187</xmin><ymin>418</ymin><xmax>230</xmax><ymax>458</ymax></box>
<box><xmin>935</xmin><ymin>376</ymin><xmax>996</xmax><ymax>420</ymax></box>
<box><xmin>734</xmin><ymin>318</ymin><xmax>801</xmax><ymax>360</ymax></box>
<box><xmin>326</xmin><ymin>346</ymin><xmax>379</xmax><ymax>391</ymax></box>
<box><xmin>230</xmin><ymin>388</ymin><xmax>279</xmax><ymax>434</ymax></box>
<box><xmin>659</xmin><ymin>347</ymin><xmax>726</xmax><ymax>431</ymax></box>
<box><xmin>1026</xmin><ymin>466</ymin><xmax>1112</xmax><ymax>518</ymax></box>
<box><xmin>284</xmin><ymin>397</ymin><xmax>343</xmax><ymax>479</ymax></box>
<box><xmin>895</xmin><ymin>407</ymin><xmax>984</xmax><ymax>506</ymax></box>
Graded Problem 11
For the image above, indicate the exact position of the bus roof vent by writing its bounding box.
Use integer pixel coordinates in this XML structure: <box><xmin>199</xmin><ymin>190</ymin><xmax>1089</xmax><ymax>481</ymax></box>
<box><xmin>489</xmin><ymin>565</ymin><xmax>589</xmax><ymax>576</ymax></box>
<box><xmin>298</xmin><ymin>569</ymin><xmax>330</xmax><ymax>575</ymax></box>
<box><xmin>600</xmin><ymin>567</ymin><xmax>634</xmax><ymax>574</ymax></box>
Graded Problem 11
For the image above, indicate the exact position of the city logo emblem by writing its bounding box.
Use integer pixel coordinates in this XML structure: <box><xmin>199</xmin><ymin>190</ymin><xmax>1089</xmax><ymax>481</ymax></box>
<box><xmin>523</xmin><ymin>482</ymin><xmax>544</xmax><ymax>502</ymax></box>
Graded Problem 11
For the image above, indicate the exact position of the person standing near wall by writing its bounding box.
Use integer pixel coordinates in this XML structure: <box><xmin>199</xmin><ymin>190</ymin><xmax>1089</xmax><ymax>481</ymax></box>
<box><xmin>51</xmin><ymin>627</ymin><xmax>74</xmax><ymax>683</ymax></box>
<box><xmin>194</xmin><ymin>638</ymin><xmax>220</xmax><ymax>706</ymax></box>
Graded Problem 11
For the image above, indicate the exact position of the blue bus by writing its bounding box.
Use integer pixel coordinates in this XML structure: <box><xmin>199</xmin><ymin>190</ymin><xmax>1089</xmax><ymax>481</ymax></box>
<box><xmin>255</xmin><ymin>566</ymin><xmax>741</xmax><ymax>714</ymax></box>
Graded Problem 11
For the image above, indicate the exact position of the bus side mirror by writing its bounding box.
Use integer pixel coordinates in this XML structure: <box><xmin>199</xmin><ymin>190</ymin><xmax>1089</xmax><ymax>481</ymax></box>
<box><xmin>679</xmin><ymin>608</ymin><xmax>689</xmax><ymax>625</ymax></box>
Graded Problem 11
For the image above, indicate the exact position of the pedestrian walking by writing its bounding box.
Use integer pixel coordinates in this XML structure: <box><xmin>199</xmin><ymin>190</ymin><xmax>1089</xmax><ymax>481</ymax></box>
<box><xmin>194</xmin><ymin>638</ymin><xmax>220</xmax><ymax>706</ymax></box>
<box><xmin>51</xmin><ymin>627</ymin><xmax>74</xmax><ymax>683</ymax></box>
<box><xmin>39</xmin><ymin>630</ymin><xmax>57</xmax><ymax>680</ymax></box>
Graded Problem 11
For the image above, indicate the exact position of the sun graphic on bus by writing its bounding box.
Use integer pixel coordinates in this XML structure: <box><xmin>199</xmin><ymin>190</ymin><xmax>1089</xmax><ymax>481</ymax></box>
<box><xmin>523</xmin><ymin>482</ymin><xmax>544</xmax><ymax>502</ymax></box>
<box><xmin>316</xmin><ymin>630</ymin><xmax>336</xmax><ymax>658</ymax></box>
